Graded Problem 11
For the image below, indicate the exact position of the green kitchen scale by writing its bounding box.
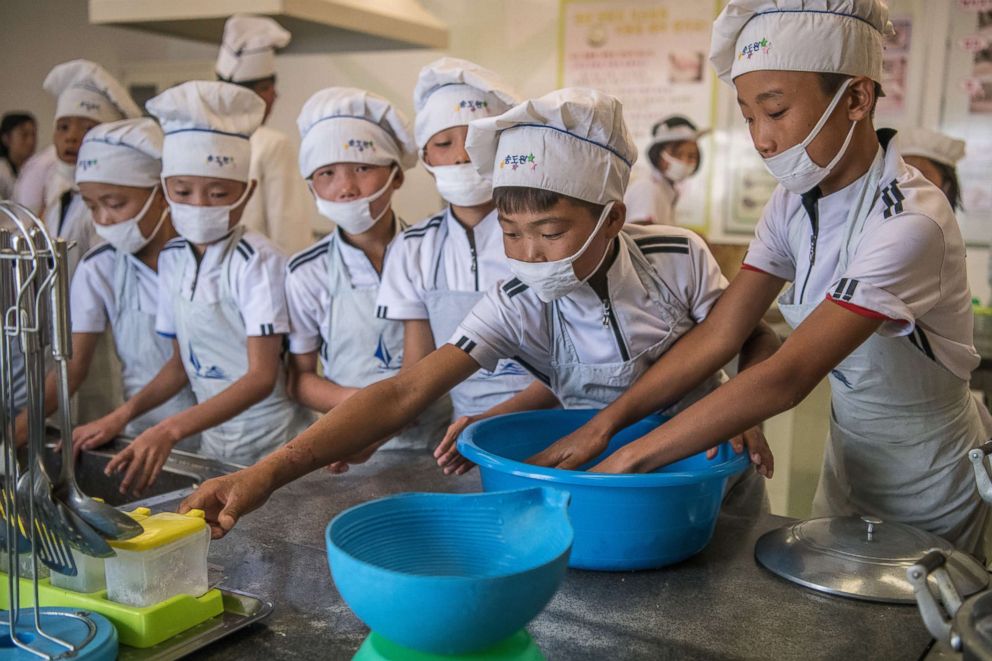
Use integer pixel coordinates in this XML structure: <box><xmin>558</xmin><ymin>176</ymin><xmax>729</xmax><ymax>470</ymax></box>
<box><xmin>354</xmin><ymin>630</ymin><xmax>545</xmax><ymax>661</ymax></box>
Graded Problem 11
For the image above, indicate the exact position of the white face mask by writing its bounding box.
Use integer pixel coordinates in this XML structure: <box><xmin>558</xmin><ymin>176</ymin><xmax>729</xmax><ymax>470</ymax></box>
<box><xmin>762</xmin><ymin>78</ymin><xmax>857</xmax><ymax>195</ymax></box>
<box><xmin>94</xmin><ymin>186</ymin><xmax>167</xmax><ymax>254</ymax></box>
<box><xmin>422</xmin><ymin>162</ymin><xmax>493</xmax><ymax>207</ymax></box>
<box><xmin>312</xmin><ymin>167</ymin><xmax>397</xmax><ymax>235</ymax></box>
<box><xmin>660</xmin><ymin>151</ymin><xmax>694</xmax><ymax>183</ymax></box>
<box><xmin>165</xmin><ymin>181</ymin><xmax>252</xmax><ymax>245</ymax></box>
<box><xmin>507</xmin><ymin>201</ymin><xmax>615</xmax><ymax>303</ymax></box>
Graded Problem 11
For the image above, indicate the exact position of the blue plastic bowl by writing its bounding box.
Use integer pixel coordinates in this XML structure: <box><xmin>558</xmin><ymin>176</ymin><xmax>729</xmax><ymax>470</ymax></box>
<box><xmin>326</xmin><ymin>488</ymin><xmax>572</xmax><ymax>655</ymax></box>
<box><xmin>458</xmin><ymin>410</ymin><xmax>749</xmax><ymax>571</ymax></box>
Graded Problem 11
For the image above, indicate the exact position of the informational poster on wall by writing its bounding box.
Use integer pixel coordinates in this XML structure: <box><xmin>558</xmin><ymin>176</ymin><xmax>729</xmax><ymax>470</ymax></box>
<box><xmin>559</xmin><ymin>0</ymin><xmax>719</xmax><ymax>233</ymax></box>
<box><xmin>941</xmin><ymin>2</ymin><xmax>992</xmax><ymax>245</ymax></box>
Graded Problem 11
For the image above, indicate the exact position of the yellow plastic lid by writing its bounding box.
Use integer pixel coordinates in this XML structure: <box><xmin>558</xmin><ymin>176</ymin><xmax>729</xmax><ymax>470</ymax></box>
<box><xmin>109</xmin><ymin>509</ymin><xmax>205</xmax><ymax>552</ymax></box>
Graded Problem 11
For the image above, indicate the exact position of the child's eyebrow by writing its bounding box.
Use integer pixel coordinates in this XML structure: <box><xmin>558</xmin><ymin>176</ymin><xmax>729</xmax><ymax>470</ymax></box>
<box><xmin>755</xmin><ymin>89</ymin><xmax>785</xmax><ymax>103</ymax></box>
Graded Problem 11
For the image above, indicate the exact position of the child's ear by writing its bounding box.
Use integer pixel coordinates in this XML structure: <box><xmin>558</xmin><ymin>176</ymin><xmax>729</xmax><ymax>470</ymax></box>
<box><xmin>604</xmin><ymin>201</ymin><xmax>626</xmax><ymax>238</ymax></box>
<box><xmin>393</xmin><ymin>168</ymin><xmax>405</xmax><ymax>190</ymax></box>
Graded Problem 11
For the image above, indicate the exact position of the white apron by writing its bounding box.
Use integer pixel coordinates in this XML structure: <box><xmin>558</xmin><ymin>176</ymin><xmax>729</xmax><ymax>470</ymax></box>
<box><xmin>779</xmin><ymin>151</ymin><xmax>991</xmax><ymax>553</ymax></box>
<box><xmin>320</xmin><ymin>234</ymin><xmax>451</xmax><ymax>450</ymax></box>
<box><xmin>423</xmin><ymin>221</ymin><xmax>532</xmax><ymax>419</ymax></box>
<box><xmin>171</xmin><ymin>226</ymin><xmax>310</xmax><ymax>465</ymax></box>
<box><xmin>111</xmin><ymin>249</ymin><xmax>199</xmax><ymax>450</ymax></box>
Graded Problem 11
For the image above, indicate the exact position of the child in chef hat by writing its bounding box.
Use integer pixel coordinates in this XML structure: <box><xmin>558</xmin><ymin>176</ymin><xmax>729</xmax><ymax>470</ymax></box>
<box><xmin>87</xmin><ymin>81</ymin><xmax>310</xmax><ymax>497</ymax></box>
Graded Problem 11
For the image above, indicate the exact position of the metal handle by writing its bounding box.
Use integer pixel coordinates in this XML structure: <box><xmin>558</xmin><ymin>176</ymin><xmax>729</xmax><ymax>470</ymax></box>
<box><xmin>861</xmin><ymin>515</ymin><xmax>882</xmax><ymax>541</ymax></box>
<box><xmin>970</xmin><ymin>439</ymin><xmax>992</xmax><ymax>504</ymax></box>
<box><xmin>50</xmin><ymin>240</ymin><xmax>72</xmax><ymax>361</ymax></box>
<box><xmin>908</xmin><ymin>549</ymin><xmax>964</xmax><ymax>650</ymax></box>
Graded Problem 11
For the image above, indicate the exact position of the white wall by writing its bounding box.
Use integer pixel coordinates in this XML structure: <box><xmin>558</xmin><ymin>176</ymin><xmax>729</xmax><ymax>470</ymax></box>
<box><xmin>0</xmin><ymin>0</ymin><xmax>560</xmax><ymax>225</ymax></box>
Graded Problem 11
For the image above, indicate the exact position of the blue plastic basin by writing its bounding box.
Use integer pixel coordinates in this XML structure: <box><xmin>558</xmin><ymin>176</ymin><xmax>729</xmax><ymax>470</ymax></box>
<box><xmin>326</xmin><ymin>488</ymin><xmax>572</xmax><ymax>656</ymax></box>
<box><xmin>457</xmin><ymin>410</ymin><xmax>749</xmax><ymax>571</ymax></box>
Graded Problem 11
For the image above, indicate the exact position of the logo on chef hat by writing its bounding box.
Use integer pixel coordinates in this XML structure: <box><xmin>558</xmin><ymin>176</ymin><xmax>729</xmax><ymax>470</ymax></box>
<box><xmin>456</xmin><ymin>99</ymin><xmax>489</xmax><ymax>112</ymax></box>
<box><xmin>499</xmin><ymin>153</ymin><xmax>538</xmax><ymax>171</ymax></box>
<box><xmin>206</xmin><ymin>154</ymin><xmax>235</xmax><ymax>167</ymax></box>
<box><xmin>77</xmin><ymin>158</ymin><xmax>98</xmax><ymax>171</ymax></box>
<box><xmin>738</xmin><ymin>38</ymin><xmax>771</xmax><ymax>60</ymax></box>
<box><xmin>344</xmin><ymin>139</ymin><xmax>376</xmax><ymax>153</ymax></box>
<box><xmin>78</xmin><ymin>100</ymin><xmax>102</xmax><ymax>112</ymax></box>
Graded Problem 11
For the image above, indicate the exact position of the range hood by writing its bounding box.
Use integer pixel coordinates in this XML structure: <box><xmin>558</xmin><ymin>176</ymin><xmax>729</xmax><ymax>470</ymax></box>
<box><xmin>88</xmin><ymin>0</ymin><xmax>449</xmax><ymax>52</ymax></box>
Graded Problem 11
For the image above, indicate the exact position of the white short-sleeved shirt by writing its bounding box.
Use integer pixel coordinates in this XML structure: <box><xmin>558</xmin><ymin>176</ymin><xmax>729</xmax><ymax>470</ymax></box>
<box><xmin>70</xmin><ymin>243</ymin><xmax>158</xmax><ymax>333</ymax></box>
<box><xmin>156</xmin><ymin>229</ymin><xmax>290</xmax><ymax>339</ymax></box>
<box><xmin>285</xmin><ymin>221</ymin><xmax>402</xmax><ymax>356</ymax></box>
<box><xmin>450</xmin><ymin>225</ymin><xmax>727</xmax><ymax>379</ymax></box>
<box><xmin>376</xmin><ymin>207</ymin><xmax>510</xmax><ymax>321</ymax></box>
<box><xmin>624</xmin><ymin>169</ymin><xmax>677</xmax><ymax>226</ymax></box>
<box><xmin>743</xmin><ymin>134</ymin><xmax>979</xmax><ymax>380</ymax></box>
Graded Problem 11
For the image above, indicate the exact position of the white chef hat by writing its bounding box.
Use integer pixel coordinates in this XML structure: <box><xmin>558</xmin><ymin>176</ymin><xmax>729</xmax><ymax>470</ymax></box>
<box><xmin>648</xmin><ymin>115</ymin><xmax>710</xmax><ymax>148</ymax></box>
<box><xmin>147</xmin><ymin>81</ymin><xmax>265</xmax><ymax>182</ymax></box>
<box><xmin>465</xmin><ymin>88</ymin><xmax>637</xmax><ymax>205</ymax></box>
<box><xmin>709</xmin><ymin>0</ymin><xmax>894</xmax><ymax>87</ymax></box>
<box><xmin>216</xmin><ymin>14</ymin><xmax>291</xmax><ymax>83</ymax></box>
<box><xmin>896</xmin><ymin>128</ymin><xmax>966</xmax><ymax>168</ymax></box>
<box><xmin>413</xmin><ymin>57</ymin><xmax>519</xmax><ymax>150</ymax></box>
<box><xmin>297</xmin><ymin>87</ymin><xmax>417</xmax><ymax>178</ymax></box>
<box><xmin>75</xmin><ymin>118</ymin><xmax>163</xmax><ymax>188</ymax></box>
<box><xmin>43</xmin><ymin>59</ymin><xmax>142</xmax><ymax>124</ymax></box>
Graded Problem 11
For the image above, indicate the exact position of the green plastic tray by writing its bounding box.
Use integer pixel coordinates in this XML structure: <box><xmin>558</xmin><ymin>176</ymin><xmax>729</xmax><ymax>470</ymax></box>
<box><xmin>0</xmin><ymin>571</ymin><xmax>224</xmax><ymax>648</ymax></box>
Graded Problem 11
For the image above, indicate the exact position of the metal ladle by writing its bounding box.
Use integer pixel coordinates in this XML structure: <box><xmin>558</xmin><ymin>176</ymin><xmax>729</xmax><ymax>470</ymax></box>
<box><xmin>47</xmin><ymin>238</ymin><xmax>142</xmax><ymax>541</ymax></box>
<box><xmin>10</xmin><ymin>232</ymin><xmax>112</xmax><ymax>561</ymax></box>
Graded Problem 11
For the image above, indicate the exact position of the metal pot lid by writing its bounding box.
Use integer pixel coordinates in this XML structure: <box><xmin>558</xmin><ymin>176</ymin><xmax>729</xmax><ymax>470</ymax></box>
<box><xmin>955</xmin><ymin>590</ymin><xmax>992</xmax><ymax>661</ymax></box>
<box><xmin>755</xmin><ymin>515</ymin><xmax>989</xmax><ymax>604</ymax></box>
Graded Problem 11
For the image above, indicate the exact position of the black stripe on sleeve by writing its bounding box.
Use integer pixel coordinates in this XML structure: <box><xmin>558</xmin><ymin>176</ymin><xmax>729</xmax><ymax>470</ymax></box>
<box><xmin>640</xmin><ymin>246</ymin><xmax>690</xmax><ymax>255</ymax></box>
<box><xmin>634</xmin><ymin>235</ymin><xmax>690</xmax><ymax>247</ymax></box>
<box><xmin>832</xmin><ymin>278</ymin><xmax>849</xmax><ymax>299</ymax></box>
<box><xmin>454</xmin><ymin>336</ymin><xmax>477</xmax><ymax>353</ymax></box>
<box><xmin>237</xmin><ymin>239</ymin><xmax>256</xmax><ymax>256</ymax></box>
<box><xmin>236</xmin><ymin>244</ymin><xmax>251</xmax><ymax>261</ymax></box>
<box><xmin>842</xmin><ymin>279</ymin><xmax>858</xmax><ymax>302</ymax></box>
<box><xmin>501</xmin><ymin>278</ymin><xmax>528</xmax><ymax>298</ymax></box>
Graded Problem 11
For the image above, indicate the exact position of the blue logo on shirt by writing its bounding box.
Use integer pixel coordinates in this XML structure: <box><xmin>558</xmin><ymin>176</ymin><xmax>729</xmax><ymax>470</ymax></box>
<box><xmin>374</xmin><ymin>333</ymin><xmax>394</xmax><ymax>370</ymax></box>
<box><xmin>189</xmin><ymin>343</ymin><xmax>227</xmax><ymax>380</ymax></box>
<box><xmin>830</xmin><ymin>369</ymin><xmax>853</xmax><ymax>389</ymax></box>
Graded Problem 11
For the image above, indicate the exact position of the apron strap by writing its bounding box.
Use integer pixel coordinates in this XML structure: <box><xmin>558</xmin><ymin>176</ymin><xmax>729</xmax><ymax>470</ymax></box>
<box><xmin>429</xmin><ymin>212</ymin><xmax>451</xmax><ymax>292</ymax></box>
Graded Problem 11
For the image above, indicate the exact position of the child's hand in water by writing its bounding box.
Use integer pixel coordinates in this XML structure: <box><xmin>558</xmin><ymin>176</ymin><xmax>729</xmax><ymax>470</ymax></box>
<box><xmin>526</xmin><ymin>420</ymin><xmax>612</xmax><ymax>470</ymax></box>
<box><xmin>104</xmin><ymin>425</ymin><xmax>179</xmax><ymax>497</ymax></box>
<box><xmin>434</xmin><ymin>416</ymin><xmax>478</xmax><ymax>475</ymax></box>
<box><xmin>706</xmin><ymin>426</ymin><xmax>774</xmax><ymax>478</ymax></box>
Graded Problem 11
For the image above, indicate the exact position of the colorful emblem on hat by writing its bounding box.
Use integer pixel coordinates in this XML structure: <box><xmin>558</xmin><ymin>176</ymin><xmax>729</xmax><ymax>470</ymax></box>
<box><xmin>739</xmin><ymin>37</ymin><xmax>771</xmax><ymax>60</ymax></box>
<box><xmin>79</xmin><ymin>100</ymin><xmax>101</xmax><ymax>112</ymax></box>
<box><xmin>206</xmin><ymin>154</ymin><xmax>235</xmax><ymax>167</ymax></box>
<box><xmin>344</xmin><ymin>139</ymin><xmax>376</xmax><ymax>152</ymax></box>
<box><xmin>499</xmin><ymin>153</ymin><xmax>538</xmax><ymax>171</ymax></box>
<box><xmin>456</xmin><ymin>99</ymin><xmax>489</xmax><ymax>112</ymax></box>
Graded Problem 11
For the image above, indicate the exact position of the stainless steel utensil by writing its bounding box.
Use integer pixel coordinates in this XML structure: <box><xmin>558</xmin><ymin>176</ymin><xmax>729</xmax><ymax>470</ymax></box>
<box><xmin>48</xmin><ymin>238</ymin><xmax>142</xmax><ymax>542</ymax></box>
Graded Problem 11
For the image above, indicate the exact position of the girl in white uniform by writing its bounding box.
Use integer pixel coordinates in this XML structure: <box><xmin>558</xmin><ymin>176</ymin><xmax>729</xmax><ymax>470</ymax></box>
<box><xmin>84</xmin><ymin>81</ymin><xmax>310</xmax><ymax>497</ymax></box>
<box><xmin>179</xmin><ymin>88</ymin><xmax>777</xmax><ymax>538</ymax></box>
<box><xmin>14</xmin><ymin>118</ymin><xmax>199</xmax><ymax>453</ymax></box>
<box><xmin>376</xmin><ymin>58</ymin><xmax>536</xmax><ymax>433</ymax></box>
<box><xmin>623</xmin><ymin>116</ymin><xmax>707</xmax><ymax>226</ymax></box>
<box><xmin>535</xmin><ymin>0</ymin><xmax>992</xmax><ymax>555</ymax></box>
<box><xmin>285</xmin><ymin>87</ymin><xmax>450</xmax><ymax>470</ymax></box>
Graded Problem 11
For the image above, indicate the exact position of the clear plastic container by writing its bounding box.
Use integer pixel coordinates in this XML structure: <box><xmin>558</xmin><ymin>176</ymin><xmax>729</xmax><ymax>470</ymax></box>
<box><xmin>50</xmin><ymin>548</ymin><xmax>106</xmax><ymax>593</ymax></box>
<box><xmin>0</xmin><ymin>550</ymin><xmax>50</xmax><ymax>579</ymax></box>
<box><xmin>105</xmin><ymin>509</ymin><xmax>209</xmax><ymax>608</ymax></box>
